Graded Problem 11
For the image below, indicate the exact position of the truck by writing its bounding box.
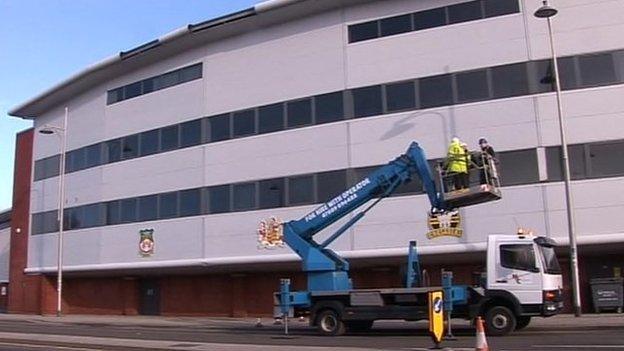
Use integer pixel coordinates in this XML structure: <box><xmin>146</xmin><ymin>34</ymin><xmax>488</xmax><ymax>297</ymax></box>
<box><xmin>258</xmin><ymin>141</ymin><xmax>563</xmax><ymax>336</ymax></box>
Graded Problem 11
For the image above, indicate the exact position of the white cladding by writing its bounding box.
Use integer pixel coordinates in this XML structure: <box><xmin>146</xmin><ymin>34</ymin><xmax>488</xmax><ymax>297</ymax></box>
<box><xmin>27</xmin><ymin>0</ymin><xmax>624</xmax><ymax>272</ymax></box>
<box><xmin>0</xmin><ymin>228</ymin><xmax>10</xmax><ymax>282</ymax></box>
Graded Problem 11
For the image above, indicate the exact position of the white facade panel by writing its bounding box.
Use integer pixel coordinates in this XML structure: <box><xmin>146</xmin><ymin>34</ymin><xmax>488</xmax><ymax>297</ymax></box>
<box><xmin>0</xmin><ymin>228</ymin><xmax>10</xmax><ymax>282</ymax></box>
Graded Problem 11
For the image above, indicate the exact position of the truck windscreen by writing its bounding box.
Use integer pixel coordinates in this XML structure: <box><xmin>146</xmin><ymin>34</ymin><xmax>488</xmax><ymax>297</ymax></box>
<box><xmin>538</xmin><ymin>245</ymin><xmax>561</xmax><ymax>274</ymax></box>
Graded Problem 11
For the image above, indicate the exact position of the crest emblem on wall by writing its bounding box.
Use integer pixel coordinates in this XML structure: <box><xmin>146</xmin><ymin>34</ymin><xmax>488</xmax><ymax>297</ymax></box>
<box><xmin>427</xmin><ymin>211</ymin><xmax>463</xmax><ymax>239</ymax></box>
<box><xmin>257</xmin><ymin>217</ymin><xmax>284</xmax><ymax>249</ymax></box>
<box><xmin>139</xmin><ymin>229</ymin><xmax>155</xmax><ymax>257</ymax></box>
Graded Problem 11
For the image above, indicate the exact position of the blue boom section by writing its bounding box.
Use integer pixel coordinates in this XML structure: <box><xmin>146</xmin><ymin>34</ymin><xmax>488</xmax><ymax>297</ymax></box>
<box><xmin>282</xmin><ymin>142</ymin><xmax>447</xmax><ymax>292</ymax></box>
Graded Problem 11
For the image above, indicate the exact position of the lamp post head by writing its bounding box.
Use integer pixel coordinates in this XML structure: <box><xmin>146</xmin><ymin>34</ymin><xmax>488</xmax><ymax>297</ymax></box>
<box><xmin>534</xmin><ymin>1</ymin><xmax>558</xmax><ymax>18</ymax></box>
<box><xmin>39</xmin><ymin>128</ymin><xmax>55</xmax><ymax>135</ymax></box>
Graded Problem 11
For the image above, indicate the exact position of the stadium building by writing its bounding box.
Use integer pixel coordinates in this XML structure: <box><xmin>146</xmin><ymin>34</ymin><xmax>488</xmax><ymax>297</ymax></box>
<box><xmin>6</xmin><ymin>0</ymin><xmax>624</xmax><ymax>316</ymax></box>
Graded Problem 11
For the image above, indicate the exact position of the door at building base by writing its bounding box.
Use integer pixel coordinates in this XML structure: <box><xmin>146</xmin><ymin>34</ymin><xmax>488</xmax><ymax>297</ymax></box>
<box><xmin>139</xmin><ymin>279</ymin><xmax>160</xmax><ymax>315</ymax></box>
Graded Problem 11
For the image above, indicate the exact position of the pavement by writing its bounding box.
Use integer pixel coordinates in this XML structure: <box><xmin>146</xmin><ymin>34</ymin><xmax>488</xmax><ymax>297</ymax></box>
<box><xmin>0</xmin><ymin>313</ymin><xmax>618</xmax><ymax>350</ymax></box>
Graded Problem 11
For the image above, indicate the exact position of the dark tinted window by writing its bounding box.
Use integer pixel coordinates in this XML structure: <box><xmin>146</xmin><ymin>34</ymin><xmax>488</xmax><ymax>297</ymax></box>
<box><xmin>180</xmin><ymin>188</ymin><xmax>201</xmax><ymax>217</ymax></box>
<box><xmin>180</xmin><ymin>119</ymin><xmax>202</xmax><ymax>147</ymax></box>
<box><xmin>498</xmin><ymin>149</ymin><xmax>539</xmax><ymax>186</ymax></box>
<box><xmin>34</xmin><ymin>159</ymin><xmax>46</xmax><ymax>181</ymax></box>
<box><xmin>65</xmin><ymin>207</ymin><xmax>83</xmax><ymax>230</ymax></box>
<box><xmin>315</xmin><ymin>92</ymin><xmax>344</xmax><ymax>124</ymax></box>
<box><xmin>233</xmin><ymin>182</ymin><xmax>256</xmax><ymax>211</ymax></box>
<box><xmin>42</xmin><ymin>210</ymin><xmax>59</xmax><ymax>233</ymax></box>
<box><xmin>67</xmin><ymin>148</ymin><xmax>85</xmax><ymax>173</ymax></box>
<box><xmin>558</xmin><ymin>57</ymin><xmax>578</xmax><ymax>90</ymax></box>
<box><xmin>287</xmin><ymin>99</ymin><xmax>312</xmax><ymax>128</ymax></box>
<box><xmin>579</xmin><ymin>53</ymin><xmax>616</xmax><ymax>87</ymax></box>
<box><xmin>288</xmin><ymin>175</ymin><xmax>314</xmax><ymax>205</ymax></box>
<box><xmin>32</xmin><ymin>213</ymin><xmax>44</xmax><ymax>235</ymax></box>
<box><xmin>140</xmin><ymin>129</ymin><xmax>159</xmax><ymax>156</ymax></box>
<box><xmin>413</xmin><ymin>7</ymin><xmax>446</xmax><ymax>30</ymax></box>
<box><xmin>82</xmin><ymin>203</ymin><xmax>102</xmax><ymax>228</ymax></box>
<box><xmin>233</xmin><ymin>109</ymin><xmax>256</xmax><ymax>137</ymax></box>
<box><xmin>208</xmin><ymin>185</ymin><xmax>230</xmax><ymax>214</ymax></box>
<box><xmin>105</xmin><ymin>200</ymin><xmax>121</xmax><ymax>225</ymax></box>
<box><xmin>138</xmin><ymin>195</ymin><xmax>158</xmax><ymax>222</ymax></box>
<box><xmin>180</xmin><ymin>63</ymin><xmax>202</xmax><ymax>82</ymax></box>
<box><xmin>45</xmin><ymin>155</ymin><xmax>61</xmax><ymax>178</ymax></box>
<box><xmin>419</xmin><ymin>74</ymin><xmax>453</xmax><ymax>108</ymax></box>
<box><xmin>492</xmin><ymin>63</ymin><xmax>529</xmax><ymax>98</ymax></box>
<box><xmin>155</xmin><ymin>71</ymin><xmax>179</xmax><ymax>90</ymax></box>
<box><xmin>394</xmin><ymin>174</ymin><xmax>423</xmax><ymax>195</ymax></box>
<box><xmin>259</xmin><ymin>178</ymin><xmax>285</xmax><ymax>209</ymax></box>
<box><xmin>501</xmin><ymin>244</ymin><xmax>537</xmax><ymax>272</ymax></box>
<box><xmin>386</xmin><ymin>81</ymin><xmax>416</xmax><ymax>112</ymax></box>
<box><xmin>349</xmin><ymin>21</ymin><xmax>378</xmax><ymax>43</ymax></box>
<box><xmin>107</xmin><ymin>88</ymin><xmax>123</xmax><ymax>104</ymax></box>
<box><xmin>317</xmin><ymin>170</ymin><xmax>347</xmax><ymax>203</ymax></box>
<box><xmin>448</xmin><ymin>1</ymin><xmax>483</xmax><ymax>24</ymax></box>
<box><xmin>532</xmin><ymin>60</ymin><xmax>555</xmax><ymax>93</ymax></box>
<box><xmin>85</xmin><ymin>144</ymin><xmax>102</xmax><ymax>168</ymax></box>
<box><xmin>456</xmin><ymin>70</ymin><xmax>489</xmax><ymax>102</ymax></box>
<box><xmin>121</xmin><ymin>134</ymin><xmax>139</xmax><ymax>160</ymax></box>
<box><xmin>159</xmin><ymin>192</ymin><xmax>178</xmax><ymax>219</ymax></box>
<box><xmin>380</xmin><ymin>14</ymin><xmax>412</xmax><ymax>36</ymax></box>
<box><xmin>210</xmin><ymin>114</ymin><xmax>231</xmax><ymax>142</ymax></box>
<box><xmin>589</xmin><ymin>141</ymin><xmax>624</xmax><ymax>177</ymax></box>
<box><xmin>106</xmin><ymin>139</ymin><xmax>122</xmax><ymax>163</ymax></box>
<box><xmin>534</xmin><ymin>58</ymin><xmax>578</xmax><ymax>92</ymax></box>
<box><xmin>484</xmin><ymin>0</ymin><xmax>519</xmax><ymax>17</ymax></box>
<box><xmin>160</xmin><ymin>125</ymin><xmax>179</xmax><ymax>151</ymax></box>
<box><xmin>258</xmin><ymin>103</ymin><xmax>284</xmax><ymax>134</ymax></box>
<box><xmin>352</xmin><ymin>85</ymin><xmax>383</xmax><ymax>118</ymax></box>
<box><xmin>142</xmin><ymin>78</ymin><xmax>155</xmax><ymax>94</ymax></box>
<box><xmin>120</xmin><ymin>198</ymin><xmax>137</xmax><ymax>223</ymax></box>
<box><xmin>546</xmin><ymin>144</ymin><xmax>586</xmax><ymax>181</ymax></box>
<box><xmin>124</xmin><ymin>81</ymin><xmax>142</xmax><ymax>99</ymax></box>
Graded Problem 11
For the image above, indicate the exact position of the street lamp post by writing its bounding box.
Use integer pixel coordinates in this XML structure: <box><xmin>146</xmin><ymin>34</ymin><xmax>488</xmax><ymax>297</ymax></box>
<box><xmin>39</xmin><ymin>107</ymin><xmax>68</xmax><ymax>317</ymax></box>
<box><xmin>534</xmin><ymin>1</ymin><xmax>582</xmax><ymax>317</ymax></box>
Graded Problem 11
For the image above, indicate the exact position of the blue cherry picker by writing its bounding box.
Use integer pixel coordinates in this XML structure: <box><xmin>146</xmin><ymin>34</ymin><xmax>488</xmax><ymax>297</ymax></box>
<box><xmin>259</xmin><ymin>142</ymin><xmax>563</xmax><ymax>336</ymax></box>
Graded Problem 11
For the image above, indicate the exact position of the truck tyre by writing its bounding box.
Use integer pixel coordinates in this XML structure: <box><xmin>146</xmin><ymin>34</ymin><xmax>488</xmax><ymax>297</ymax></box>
<box><xmin>485</xmin><ymin>306</ymin><xmax>516</xmax><ymax>336</ymax></box>
<box><xmin>515</xmin><ymin>316</ymin><xmax>531</xmax><ymax>330</ymax></box>
<box><xmin>346</xmin><ymin>320</ymin><xmax>373</xmax><ymax>332</ymax></box>
<box><xmin>316</xmin><ymin>309</ymin><xmax>346</xmax><ymax>336</ymax></box>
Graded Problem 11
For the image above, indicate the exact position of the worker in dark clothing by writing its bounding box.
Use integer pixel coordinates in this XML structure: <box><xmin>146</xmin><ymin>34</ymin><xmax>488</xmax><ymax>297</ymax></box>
<box><xmin>478</xmin><ymin>138</ymin><xmax>498</xmax><ymax>185</ymax></box>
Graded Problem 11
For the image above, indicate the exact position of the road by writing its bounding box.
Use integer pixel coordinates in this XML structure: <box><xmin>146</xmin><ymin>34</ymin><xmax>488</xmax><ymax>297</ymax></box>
<box><xmin>0</xmin><ymin>315</ymin><xmax>619</xmax><ymax>350</ymax></box>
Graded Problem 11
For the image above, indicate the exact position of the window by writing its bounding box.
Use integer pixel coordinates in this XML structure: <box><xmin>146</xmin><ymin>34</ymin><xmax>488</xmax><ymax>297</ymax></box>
<box><xmin>160</xmin><ymin>125</ymin><xmax>179</xmax><ymax>151</ymax></box>
<box><xmin>32</xmin><ymin>213</ymin><xmax>44</xmax><ymax>235</ymax></box>
<box><xmin>105</xmin><ymin>200</ymin><xmax>121</xmax><ymax>225</ymax></box>
<box><xmin>386</xmin><ymin>81</ymin><xmax>416</xmax><ymax>112</ymax></box>
<box><xmin>350</xmin><ymin>166</ymin><xmax>378</xmax><ymax>189</ymax></box>
<box><xmin>66</xmin><ymin>148</ymin><xmax>85</xmax><ymax>173</ymax></box>
<box><xmin>419</xmin><ymin>74</ymin><xmax>453</xmax><ymax>108</ymax></box>
<box><xmin>448</xmin><ymin>1</ymin><xmax>483</xmax><ymax>24</ymax></box>
<box><xmin>317</xmin><ymin>170</ymin><xmax>347</xmax><ymax>203</ymax></box>
<box><xmin>180</xmin><ymin>63</ymin><xmax>202</xmax><ymax>82</ymax></box>
<box><xmin>65</xmin><ymin>207</ymin><xmax>83</xmax><ymax>230</ymax></box>
<box><xmin>180</xmin><ymin>188</ymin><xmax>201</xmax><ymax>217</ymax></box>
<box><xmin>142</xmin><ymin>78</ymin><xmax>155</xmax><ymax>94</ymax></box>
<box><xmin>209</xmin><ymin>114</ymin><xmax>231</xmax><ymax>142</ymax></box>
<box><xmin>82</xmin><ymin>203</ymin><xmax>102</xmax><ymax>228</ymax></box>
<box><xmin>258</xmin><ymin>103</ymin><xmax>284</xmax><ymax>134</ymax></box>
<box><xmin>484</xmin><ymin>0</ymin><xmax>519</xmax><ymax>17</ymax></box>
<box><xmin>121</xmin><ymin>135</ymin><xmax>139</xmax><ymax>160</ymax></box>
<box><xmin>180</xmin><ymin>119</ymin><xmax>202</xmax><ymax>147</ymax></box>
<box><xmin>315</xmin><ymin>92</ymin><xmax>344</xmax><ymax>124</ymax></box>
<box><xmin>120</xmin><ymin>198</ymin><xmax>137</xmax><ymax>223</ymax></box>
<box><xmin>352</xmin><ymin>85</ymin><xmax>383</xmax><ymax>118</ymax></box>
<box><xmin>233</xmin><ymin>109</ymin><xmax>256</xmax><ymax>137</ymax></box>
<box><xmin>533</xmin><ymin>58</ymin><xmax>578</xmax><ymax>92</ymax></box>
<box><xmin>85</xmin><ymin>143</ymin><xmax>102</xmax><ymax>168</ymax></box>
<box><xmin>34</xmin><ymin>159</ymin><xmax>46</xmax><ymax>181</ymax></box>
<box><xmin>107</xmin><ymin>88</ymin><xmax>123</xmax><ymax>104</ymax></box>
<box><xmin>159</xmin><ymin>192</ymin><xmax>178</xmax><ymax>219</ymax></box>
<box><xmin>138</xmin><ymin>195</ymin><xmax>158</xmax><ymax>222</ymax></box>
<box><xmin>491</xmin><ymin>63</ymin><xmax>529</xmax><ymax>98</ymax></box>
<box><xmin>43</xmin><ymin>210</ymin><xmax>59</xmax><ymax>233</ymax></box>
<box><xmin>500</xmin><ymin>244</ymin><xmax>538</xmax><ymax>272</ymax></box>
<box><xmin>34</xmin><ymin>155</ymin><xmax>60</xmax><ymax>181</ymax></box>
<box><xmin>532</xmin><ymin>60</ymin><xmax>555</xmax><ymax>93</ymax></box>
<box><xmin>349</xmin><ymin>21</ymin><xmax>378</xmax><ymax>43</ymax></box>
<box><xmin>380</xmin><ymin>14</ymin><xmax>412</xmax><ymax>37</ymax></box>
<box><xmin>498</xmin><ymin>149</ymin><xmax>539</xmax><ymax>186</ymax></box>
<box><xmin>558</xmin><ymin>57</ymin><xmax>579</xmax><ymax>90</ymax></box>
<box><xmin>456</xmin><ymin>70</ymin><xmax>489</xmax><ymax>102</ymax></box>
<box><xmin>233</xmin><ymin>182</ymin><xmax>256</xmax><ymax>211</ymax></box>
<box><xmin>140</xmin><ymin>129</ymin><xmax>159</xmax><ymax>156</ymax></box>
<box><xmin>124</xmin><ymin>81</ymin><xmax>142</xmax><ymax>99</ymax></box>
<box><xmin>208</xmin><ymin>185</ymin><xmax>230</xmax><ymax>214</ymax></box>
<box><xmin>579</xmin><ymin>53</ymin><xmax>616</xmax><ymax>87</ymax></box>
<box><xmin>394</xmin><ymin>175</ymin><xmax>423</xmax><ymax>195</ymax></box>
<box><xmin>106</xmin><ymin>139</ymin><xmax>122</xmax><ymax>163</ymax></box>
<box><xmin>259</xmin><ymin>178</ymin><xmax>285</xmax><ymax>209</ymax></box>
<box><xmin>288</xmin><ymin>175</ymin><xmax>314</xmax><ymax>205</ymax></box>
<box><xmin>589</xmin><ymin>141</ymin><xmax>624</xmax><ymax>177</ymax></box>
<box><xmin>413</xmin><ymin>7</ymin><xmax>446</xmax><ymax>30</ymax></box>
<box><xmin>545</xmin><ymin>144</ymin><xmax>586</xmax><ymax>181</ymax></box>
<box><xmin>155</xmin><ymin>71</ymin><xmax>179</xmax><ymax>90</ymax></box>
<box><xmin>287</xmin><ymin>99</ymin><xmax>312</xmax><ymax>128</ymax></box>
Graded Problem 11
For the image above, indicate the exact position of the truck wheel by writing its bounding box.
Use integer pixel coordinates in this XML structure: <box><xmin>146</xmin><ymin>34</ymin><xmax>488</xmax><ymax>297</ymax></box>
<box><xmin>515</xmin><ymin>316</ymin><xmax>531</xmax><ymax>330</ymax></box>
<box><xmin>316</xmin><ymin>309</ymin><xmax>346</xmax><ymax>336</ymax></box>
<box><xmin>485</xmin><ymin>306</ymin><xmax>516</xmax><ymax>336</ymax></box>
<box><xmin>346</xmin><ymin>320</ymin><xmax>373</xmax><ymax>332</ymax></box>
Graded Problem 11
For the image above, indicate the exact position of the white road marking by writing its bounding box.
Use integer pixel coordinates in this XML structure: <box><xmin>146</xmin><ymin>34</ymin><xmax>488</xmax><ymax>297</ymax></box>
<box><xmin>533</xmin><ymin>345</ymin><xmax>624</xmax><ymax>349</ymax></box>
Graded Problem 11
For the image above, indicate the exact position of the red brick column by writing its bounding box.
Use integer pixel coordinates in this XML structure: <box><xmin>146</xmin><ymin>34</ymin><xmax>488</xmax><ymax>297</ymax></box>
<box><xmin>230</xmin><ymin>274</ymin><xmax>247</xmax><ymax>317</ymax></box>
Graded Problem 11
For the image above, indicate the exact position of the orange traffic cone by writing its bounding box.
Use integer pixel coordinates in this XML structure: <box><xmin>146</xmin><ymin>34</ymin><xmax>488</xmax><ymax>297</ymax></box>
<box><xmin>475</xmin><ymin>316</ymin><xmax>489</xmax><ymax>351</ymax></box>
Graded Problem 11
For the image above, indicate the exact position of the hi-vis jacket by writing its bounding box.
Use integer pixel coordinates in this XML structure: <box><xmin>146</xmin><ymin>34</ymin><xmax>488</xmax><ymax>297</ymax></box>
<box><xmin>446</xmin><ymin>140</ymin><xmax>469</xmax><ymax>173</ymax></box>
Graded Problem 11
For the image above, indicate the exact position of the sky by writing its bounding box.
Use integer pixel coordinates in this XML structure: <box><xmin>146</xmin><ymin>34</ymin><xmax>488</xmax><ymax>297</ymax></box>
<box><xmin>0</xmin><ymin>0</ymin><xmax>261</xmax><ymax>211</ymax></box>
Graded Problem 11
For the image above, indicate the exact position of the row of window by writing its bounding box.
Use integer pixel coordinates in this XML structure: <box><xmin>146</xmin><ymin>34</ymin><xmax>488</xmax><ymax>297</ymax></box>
<box><xmin>348</xmin><ymin>0</ymin><xmax>519</xmax><ymax>43</ymax></box>
<box><xmin>106</xmin><ymin>63</ymin><xmax>202</xmax><ymax>105</ymax></box>
<box><xmin>546</xmin><ymin>141</ymin><xmax>624</xmax><ymax>181</ymax></box>
<box><xmin>34</xmin><ymin>48</ymin><xmax>624</xmax><ymax>181</ymax></box>
<box><xmin>31</xmin><ymin>147</ymin><xmax>543</xmax><ymax>235</ymax></box>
